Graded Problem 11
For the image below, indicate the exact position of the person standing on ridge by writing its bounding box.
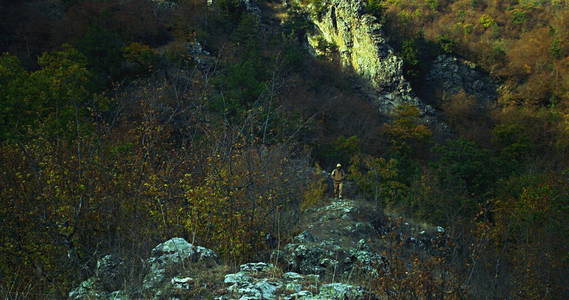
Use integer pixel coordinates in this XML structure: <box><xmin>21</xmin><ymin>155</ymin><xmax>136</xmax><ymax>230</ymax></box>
<box><xmin>331</xmin><ymin>163</ymin><xmax>345</xmax><ymax>199</ymax></box>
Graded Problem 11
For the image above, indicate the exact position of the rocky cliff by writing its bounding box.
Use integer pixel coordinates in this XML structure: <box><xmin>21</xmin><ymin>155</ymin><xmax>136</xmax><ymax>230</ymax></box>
<box><xmin>426</xmin><ymin>55</ymin><xmax>499</xmax><ymax>107</ymax></box>
<box><xmin>292</xmin><ymin>0</ymin><xmax>431</xmax><ymax>115</ymax></box>
<box><xmin>287</xmin><ymin>0</ymin><xmax>499</xmax><ymax>119</ymax></box>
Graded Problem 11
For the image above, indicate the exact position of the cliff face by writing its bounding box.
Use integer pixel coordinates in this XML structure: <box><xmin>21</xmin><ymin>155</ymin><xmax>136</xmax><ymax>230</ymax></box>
<box><xmin>426</xmin><ymin>55</ymin><xmax>499</xmax><ymax>107</ymax></box>
<box><xmin>296</xmin><ymin>0</ymin><xmax>430</xmax><ymax>114</ymax></box>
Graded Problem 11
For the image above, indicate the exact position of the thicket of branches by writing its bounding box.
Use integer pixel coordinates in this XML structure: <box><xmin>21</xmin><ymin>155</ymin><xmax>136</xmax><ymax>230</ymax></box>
<box><xmin>0</xmin><ymin>0</ymin><xmax>382</xmax><ymax>297</ymax></box>
<box><xmin>1</xmin><ymin>0</ymin><xmax>568</xmax><ymax>298</ymax></box>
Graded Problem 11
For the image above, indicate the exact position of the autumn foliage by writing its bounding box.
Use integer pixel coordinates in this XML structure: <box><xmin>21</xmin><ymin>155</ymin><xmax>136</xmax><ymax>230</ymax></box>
<box><xmin>1</xmin><ymin>0</ymin><xmax>568</xmax><ymax>298</ymax></box>
<box><xmin>377</xmin><ymin>0</ymin><xmax>569</xmax><ymax>108</ymax></box>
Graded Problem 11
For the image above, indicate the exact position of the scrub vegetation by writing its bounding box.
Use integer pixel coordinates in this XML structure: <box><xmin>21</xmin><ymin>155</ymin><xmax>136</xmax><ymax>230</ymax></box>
<box><xmin>0</xmin><ymin>0</ymin><xmax>568</xmax><ymax>298</ymax></box>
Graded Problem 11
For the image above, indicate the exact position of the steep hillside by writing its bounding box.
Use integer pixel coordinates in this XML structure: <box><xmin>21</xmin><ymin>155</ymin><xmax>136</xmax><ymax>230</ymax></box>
<box><xmin>378</xmin><ymin>0</ymin><xmax>569</xmax><ymax>108</ymax></box>
<box><xmin>1</xmin><ymin>0</ymin><xmax>568</xmax><ymax>299</ymax></box>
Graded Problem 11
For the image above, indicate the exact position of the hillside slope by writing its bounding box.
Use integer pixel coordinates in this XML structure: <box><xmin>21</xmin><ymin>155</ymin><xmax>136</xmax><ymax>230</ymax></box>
<box><xmin>68</xmin><ymin>196</ymin><xmax>450</xmax><ymax>299</ymax></box>
<box><xmin>1</xmin><ymin>0</ymin><xmax>568</xmax><ymax>298</ymax></box>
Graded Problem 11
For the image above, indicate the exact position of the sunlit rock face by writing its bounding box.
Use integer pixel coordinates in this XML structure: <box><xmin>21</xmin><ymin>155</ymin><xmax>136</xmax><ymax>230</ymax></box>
<box><xmin>296</xmin><ymin>0</ymin><xmax>430</xmax><ymax>114</ymax></box>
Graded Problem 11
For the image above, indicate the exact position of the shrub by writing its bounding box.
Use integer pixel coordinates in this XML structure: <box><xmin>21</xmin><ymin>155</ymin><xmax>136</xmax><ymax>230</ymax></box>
<box><xmin>487</xmin><ymin>172</ymin><xmax>569</xmax><ymax>299</ymax></box>
<box><xmin>479</xmin><ymin>14</ymin><xmax>495</xmax><ymax>28</ymax></box>
<box><xmin>315</xmin><ymin>135</ymin><xmax>361</xmax><ymax>168</ymax></box>
<box><xmin>301</xmin><ymin>164</ymin><xmax>328</xmax><ymax>211</ymax></box>
<box><xmin>432</xmin><ymin>138</ymin><xmax>496</xmax><ymax>199</ymax></box>
<box><xmin>313</xmin><ymin>36</ymin><xmax>337</xmax><ymax>55</ymax></box>
<box><xmin>400</xmin><ymin>38</ymin><xmax>421</xmax><ymax>79</ymax></box>
<box><xmin>511</xmin><ymin>8</ymin><xmax>528</xmax><ymax>25</ymax></box>
<box><xmin>365</xmin><ymin>0</ymin><xmax>385</xmax><ymax>19</ymax></box>
<box><xmin>182</xmin><ymin>145</ymin><xmax>307</xmax><ymax>261</ymax></box>
<box><xmin>349</xmin><ymin>154</ymin><xmax>407</xmax><ymax>207</ymax></box>
<box><xmin>441</xmin><ymin>90</ymin><xmax>492</xmax><ymax>143</ymax></box>
<box><xmin>304</xmin><ymin>0</ymin><xmax>327</xmax><ymax>20</ymax></box>
<box><xmin>122</xmin><ymin>42</ymin><xmax>159</xmax><ymax>74</ymax></box>
<box><xmin>437</xmin><ymin>34</ymin><xmax>455</xmax><ymax>53</ymax></box>
<box><xmin>75</xmin><ymin>25</ymin><xmax>125</xmax><ymax>85</ymax></box>
<box><xmin>384</xmin><ymin>104</ymin><xmax>432</xmax><ymax>158</ymax></box>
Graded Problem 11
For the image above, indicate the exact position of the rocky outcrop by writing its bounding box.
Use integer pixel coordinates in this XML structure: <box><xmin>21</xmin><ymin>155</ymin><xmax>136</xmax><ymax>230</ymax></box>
<box><xmin>68</xmin><ymin>238</ymin><xmax>219</xmax><ymax>300</ymax></box>
<box><xmin>426</xmin><ymin>55</ymin><xmax>498</xmax><ymax>107</ymax></box>
<box><xmin>68</xmin><ymin>233</ymin><xmax>377</xmax><ymax>299</ymax></box>
<box><xmin>186</xmin><ymin>40</ymin><xmax>215</xmax><ymax>72</ymax></box>
<box><xmin>273</xmin><ymin>198</ymin><xmax>385</xmax><ymax>280</ymax></box>
<box><xmin>295</xmin><ymin>0</ymin><xmax>432</xmax><ymax>114</ymax></box>
<box><xmin>218</xmin><ymin>262</ymin><xmax>376</xmax><ymax>299</ymax></box>
<box><xmin>68</xmin><ymin>255</ymin><xmax>127</xmax><ymax>300</ymax></box>
<box><xmin>68</xmin><ymin>195</ymin><xmax>451</xmax><ymax>299</ymax></box>
<box><xmin>142</xmin><ymin>237</ymin><xmax>219</xmax><ymax>295</ymax></box>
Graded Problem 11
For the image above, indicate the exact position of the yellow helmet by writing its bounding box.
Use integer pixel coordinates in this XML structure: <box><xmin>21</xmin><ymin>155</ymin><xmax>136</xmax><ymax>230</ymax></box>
<box><xmin>337</xmin><ymin>163</ymin><xmax>342</xmax><ymax>168</ymax></box>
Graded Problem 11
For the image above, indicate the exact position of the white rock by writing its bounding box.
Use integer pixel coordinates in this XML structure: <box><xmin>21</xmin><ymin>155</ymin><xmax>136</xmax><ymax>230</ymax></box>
<box><xmin>240</xmin><ymin>262</ymin><xmax>273</xmax><ymax>273</ymax></box>
<box><xmin>255</xmin><ymin>280</ymin><xmax>280</xmax><ymax>299</ymax></box>
<box><xmin>171</xmin><ymin>277</ymin><xmax>194</xmax><ymax>289</ymax></box>
<box><xmin>283</xmin><ymin>272</ymin><xmax>304</xmax><ymax>281</ymax></box>
<box><xmin>318</xmin><ymin>283</ymin><xmax>365</xmax><ymax>299</ymax></box>
<box><xmin>225</xmin><ymin>272</ymin><xmax>252</xmax><ymax>285</ymax></box>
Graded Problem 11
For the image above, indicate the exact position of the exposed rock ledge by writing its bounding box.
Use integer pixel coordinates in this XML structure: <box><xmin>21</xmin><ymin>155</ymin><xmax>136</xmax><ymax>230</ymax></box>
<box><xmin>292</xmin><ymin>0</ymin><xmax>432</xmax><ymax>115</ymax></box>
<box><xmin>68</xmin><ymin>237</ymin><xmax>377</xmax><ymax>299</ymax></box>
<box><xmin>69</xmin><ymin>196</ymin><xmax>448</xmax><ymax>299</ymax></box>
<box><xmin>68</xmin><ymin>198</ymin><xmax>385</xmax><ymax>299</ymax></box>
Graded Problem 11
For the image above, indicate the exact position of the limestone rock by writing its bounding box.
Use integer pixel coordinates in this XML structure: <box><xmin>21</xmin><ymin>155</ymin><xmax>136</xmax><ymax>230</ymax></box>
<box><xmin>295</xmin><ymin>0</ymin><xmax>432</xmax><ymax>114</ymax></box>
<box><xmin>148</xmin><ymin>237</ymin><xmax>218</xmax><ymax>266</ymax></box>
<box><xmin>241</xmin><ymin>0</ymin><xmax>262</xmax><ymax>15</ymax></box>
<box><xmin>171</xmin><ymin>276</ymin><xmax>194</xmax><ymax>289</ymax></box>
<box><xmin>217</xmin><ymin>262</ymin><xmax>375</xmax><ymax>299</ymax></box>
<box><xmin>143</xmin><ymin>237</ymin><xmax>218</xmax><ymax>291</ymax></box>
<box><xmin>426</xmin><ymin>55</ymin><xmax>498</xmax><ymax>107</ymax></box>
<box><xmin>96</xmin><ymin>255</ymin><xmax>126</xmax><ymax>292</ymax></box>
<box><xmin>277</xmin><ymin>238</ymin><xmax>383</xmax><ymax>277</ymax></box>
<box><xmin>68</xmin><ymin>277</ymin><xmax>104</xmax><ymax>300</ymax></box>
<box><xmin>69</xmin><ymin>238</ymin><xmax>219</xmax><ymax>299</ymax></box>
<box><xmin>182</xmin><ymin>40</ymin><xmax>215</xmax><ymax>73</ymax></box>
<box><xmin>318</xmin><ymin>283</ymin><xmax>370</xmax><ymax>299</ymax></box>
<box><xmin>221</xmin><ymin>263</ymin><xmax>281</xmax><ymax>299</ymax></box>
<box><xmin>68</xmin><ymin>255</ymin><xmax>127</xmax><ymax>300</ymax></box>
<box><xmin>274</xmin><ymin>198</ymin><xmax>385</xmax><ymax>279</ymax></box>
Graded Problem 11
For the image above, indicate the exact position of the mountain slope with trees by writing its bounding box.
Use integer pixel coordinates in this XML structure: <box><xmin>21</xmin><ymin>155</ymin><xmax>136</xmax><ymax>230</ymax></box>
<box><xmin>1</xmin><ymin>0</ymin><xmax>568</xmax><ymax>299</ymax></box>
